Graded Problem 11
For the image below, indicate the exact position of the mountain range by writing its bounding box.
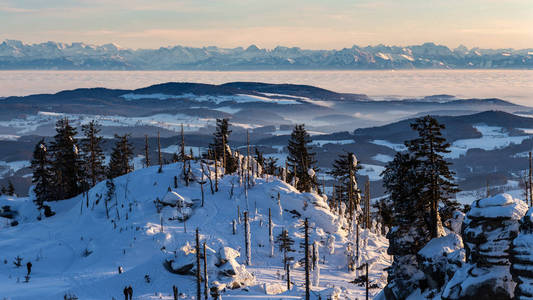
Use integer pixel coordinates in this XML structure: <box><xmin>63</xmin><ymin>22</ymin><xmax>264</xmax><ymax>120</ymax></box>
<box><xmin>1</xmin><ymin>40</ymin><xmax>532</xmax><ymax>70</ymax></box>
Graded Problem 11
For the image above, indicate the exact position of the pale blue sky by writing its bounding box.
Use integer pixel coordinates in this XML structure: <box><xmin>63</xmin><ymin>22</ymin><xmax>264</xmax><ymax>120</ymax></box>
<box><xmin>1</xmin><ymin>0</ymin><xmax>531</xmax><ymax>49</ymax></box>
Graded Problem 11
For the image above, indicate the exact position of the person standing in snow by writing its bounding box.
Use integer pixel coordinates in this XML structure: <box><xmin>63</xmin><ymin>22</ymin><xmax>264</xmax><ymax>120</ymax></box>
<box><xmin>123</xmin><ymin>286</ymin><xmax>128</xmax><ymax>300</ymax></box>
<box><xmin>127</xmin><ymin>285</ymin><xmax>133</xmax><ymax>300</ymax></box>
<box><xmin>26</xmin><ymin>261</ymin><xmax>32</xmax><ymax>276</ymax></box>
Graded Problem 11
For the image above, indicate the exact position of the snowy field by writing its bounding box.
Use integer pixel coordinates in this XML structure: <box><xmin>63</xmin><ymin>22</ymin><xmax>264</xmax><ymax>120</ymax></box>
<box><xmin>0</xmin><ymin>161</ymin><xmax>390</xmax><ymax>299</ymax></box>
<box><xmin>0</xmin><ymin>111</ymin><xmax>262</xmax><ymax>137</ymax></box>
<box><xmin>372</xmin><ymin>124</ymin><xmax>533</xmax><ymax>160</ymax></box>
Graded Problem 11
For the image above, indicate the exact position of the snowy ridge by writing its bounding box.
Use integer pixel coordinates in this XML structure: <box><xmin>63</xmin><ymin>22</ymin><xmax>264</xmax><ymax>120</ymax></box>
<box><xmin>0</xmin><ymin>161</ymin><xmax>390</xmax><ymax>299</ymax></box>
<box><xmin>1</xmin><ymin>40</ymin><xmax>531</xmax><ymax>70</ymax></box>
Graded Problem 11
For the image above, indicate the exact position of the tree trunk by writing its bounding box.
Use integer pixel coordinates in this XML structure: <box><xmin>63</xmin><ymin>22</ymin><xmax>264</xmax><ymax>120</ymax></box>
<box><xmin>304</xmin><ymin>218</ymin><xmax>310</xmax><ymax>300</ymax></box>
<box><xmin>144</xmin><ymin>135</ymin><xmax>150</xmax><ymax>167</ymax></box>
<box><xmin>269</xmin><ymin>208</ymin><xmax>274</xmax><ymax>257</ymax></box>
<box><xmin>196</xmin><ymin>228</ymin><xmax>201</xmax><ymax>300</ymax></box>
<box><xmin>244</xmin><ymin>211</ymin><xmax>251</xmax><ymax>266</ymax></box>
<box><xmin>203</xmin><ymin>242</ymin><xmax>208</xmax><ymax>300</ymax></box>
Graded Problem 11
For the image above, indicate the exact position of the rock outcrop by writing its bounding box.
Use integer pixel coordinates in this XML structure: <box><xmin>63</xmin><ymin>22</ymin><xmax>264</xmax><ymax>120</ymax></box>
<box><xmin>443</xmin><ymin>194</ymin><xmax>528</xmax><ymax>300</ymax></box>
<box><xmin>511</xmin><ymin>207</ymin><xmax>533</xmax><ymax>299</ymax></box>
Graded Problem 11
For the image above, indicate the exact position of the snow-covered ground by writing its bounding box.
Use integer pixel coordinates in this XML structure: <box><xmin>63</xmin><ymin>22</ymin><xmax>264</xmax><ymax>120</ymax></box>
<box><xmin>0</xmin><ymin>160</ymin><xmax>30</xmax><ymax>178</ymax></box>
<box><xmin>309</xmin><ymin>140</ymin><xmax>354</xmax><ymax>147</ymax></box>
<box><xmin>371</xmin><ymin>125</ymin><xmax>532</xmax><ymax>160</ymax></box>
<box><xmin>447</xmin><ymin>125</ymin><xmax>531</xmax><ymax>159</ymax></box>
<box><xmin>0</xmin><ymin>161</ymin><xmax>390</xmax><ymax>299</ymax></box>
<box><xmin>359</xmin><ymin>164</ymin><xmax>386</xmax><ymax>181</ymax></box>
<box><xmin>370</xmin><ymin>140</ymin><xmax>406</xmax><ymax>152</ymax></box>
<box><xmin>121</xmin><ymin>93</ymin><xmax>301</xmax><ymax>105</ymax></box>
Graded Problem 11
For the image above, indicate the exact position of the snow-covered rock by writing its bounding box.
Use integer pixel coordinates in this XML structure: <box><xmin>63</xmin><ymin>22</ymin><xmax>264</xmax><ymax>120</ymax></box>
<box><xmin>511</xmin><ymin>207</ymin><xmax>533</xmax><ymax>299</ymax></box>
<box><xmin>443</xmin><ymin>193</ymin><xmax>527</xmax><ymax>300</ymax></box>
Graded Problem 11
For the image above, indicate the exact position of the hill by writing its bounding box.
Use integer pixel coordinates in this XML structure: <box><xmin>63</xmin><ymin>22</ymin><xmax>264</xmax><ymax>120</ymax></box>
<box><xmin>0</xmin><ymin>160</ymin><xmax>389</xmax><ymax>299</ymax></box>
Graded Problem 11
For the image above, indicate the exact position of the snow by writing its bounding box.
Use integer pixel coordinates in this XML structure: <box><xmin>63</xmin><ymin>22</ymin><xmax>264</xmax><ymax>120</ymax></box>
<box><xmin>370</xmin><ymin>125</ymin><xmax>531</xmax><ymax>159</ymax></box>
<box><xmin>468</xmin><ymin>193</ymin><xmax>528</xmax><ymax>220</ymax></box>
<box><xmin>121</xmin><ymin>93</ymin><xmax>301</xmax><ymax>105</ymax></box>
<box><xmin>372</xmin><ymin>154</ymin><xmax>393</xmax><ymax>163</ymax></box>
<box><xmin>0</xmin><ymin>110</ymin><xmax>259</xmax><ymax>136</ymax></box>
<box><xmin>418</xmin><ymin>233</ymin><xmax>463</xmax><ymax>259</ymax></box>
<box><xmin>0</xmin><ymin>160</ymin><xmax>390</xmax><ymax>299</ymax></box>
<box><xmin>359</xmin><ymin>164</ymin><xmax>385</xmax><ymax>181</ymax></box>
<box><xmin>160</xmin><ymin>145</ymin><xmax>205</xmax><ymax>156</ymax></box>
<box><xmin>309</xmin><ymin>140</ymin><xmax>354</xmax><ymax>146</ymax></box>
<box><xmin>0</xmin><ymin>134</ymin><xmax>20</xmax><ymax>141</ymax></box>
<box><xmin>447</xmin><ymin>125</ymin><xmax>531</xmax><ymax>159</ymax></box>
<box><xmin>370</xmin><ymin>140</ymin><xmax>406</xmax><ymax>152</ymax></box>
<box><xmin>0</xmin><ymin>160</ymin><xmax>31</xmax><ymax>178</ymax></box>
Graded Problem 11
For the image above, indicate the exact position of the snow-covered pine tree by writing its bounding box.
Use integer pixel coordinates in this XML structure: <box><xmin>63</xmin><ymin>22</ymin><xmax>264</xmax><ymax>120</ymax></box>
<box><xmin>208</xmin><ymin>118</ymin><xmax>237</xmax><ymax>174</ymax></box>
<box><xmin>49</xmin><ymin>118</ymin><xmax>83</xmax><ymax>200</ymax></box>
<box><xmin>31</xmin><ymin>139</ymin><xmax>53</xmax><ymax>209</ymax></box>
<box><xmin>382</xmin><ymin>152</ymin><xmax>431</xmax><ymax>299</ymax></box>
<box><xmin>108</xmin><ymin>134</ymin><xmax>134</xmax><ymax>179</ymax></box>
<box><xmin>287</xmin><ymin>124</ymin><xmax>317</xmax><ymax>193</ymax></box>
<box><xmin>405</xmin><ymin>115</ymin><xmax>460</xmax><ymax>238</ymax></box>
<box><xmin>80</xmin><ymin>120</ymin><xmax>106</xmax><ymax>188</ymax></box>
<box><xmin>328</xmin><ymin>152</ymin><xmax>362</xmax><ymax>219</ymax></box>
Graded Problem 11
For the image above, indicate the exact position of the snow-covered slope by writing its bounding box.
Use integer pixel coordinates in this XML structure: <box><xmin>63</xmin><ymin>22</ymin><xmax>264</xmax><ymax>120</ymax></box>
<box><xmin>0</xmin><ymin>161</ymin><xmax>389</xmax><ymax>299</ymax></box>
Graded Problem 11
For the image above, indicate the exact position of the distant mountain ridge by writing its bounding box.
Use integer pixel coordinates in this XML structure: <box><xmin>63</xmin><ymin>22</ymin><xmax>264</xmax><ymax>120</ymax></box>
<box><xmin>1</xmin><ymin>40</ymin><xmax>532</xmax><ymax>70</ymax></box>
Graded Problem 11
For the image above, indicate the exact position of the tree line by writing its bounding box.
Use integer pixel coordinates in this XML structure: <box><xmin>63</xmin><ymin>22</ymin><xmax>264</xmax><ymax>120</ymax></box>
<box><xmin>31</xmin><ymin>119</ymin><xmax>133</xmax><ymax>212</ymax></box>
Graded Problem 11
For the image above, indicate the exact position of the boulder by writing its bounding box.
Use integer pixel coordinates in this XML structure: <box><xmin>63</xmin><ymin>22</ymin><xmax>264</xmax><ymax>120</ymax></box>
<box><xmin>442</xmin><ymin>193</ymin><xmax>527</xmax><ymax>300</ymax></box>
<box><xmin>511</xmin><ymin>207</ymin><xmax>533</xmax><ymax>299</ymax></box>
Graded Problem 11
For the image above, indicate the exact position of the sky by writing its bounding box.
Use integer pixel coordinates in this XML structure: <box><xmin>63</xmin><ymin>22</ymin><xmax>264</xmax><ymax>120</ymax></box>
<box><xmin>0</xmin><ymin>0</ymin><xmax>532</xmax><ymax>50</ymax></box>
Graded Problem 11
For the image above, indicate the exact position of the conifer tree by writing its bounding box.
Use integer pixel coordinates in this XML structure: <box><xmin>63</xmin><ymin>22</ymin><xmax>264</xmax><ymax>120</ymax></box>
<box><xmin>287</xmin><ymin>124</ymin><xmax>317</xmax><ymax>192</ymax></box>
<box><xmin>209</xmin><ymin>118</ymin><xmax>237</xmax><ymax>174</ymax></box>
<box><xmin>405</xmin><ymin>115</ymin><xmax>459</xmax><ymax>238</ymax></box>
<box><xmin>328</xmin><ymin>152</ymin><xmax>362</xmax><ymax>218</ymax></box>
<box><xmin>263</xmin><ymin>157</ymin><xmax>278</xmax><ymax>175</ymax></box>
<box><xmin>108</xmin><ymin>134</ymin><xmax>134</xmax><ymax>179</ymax></box>
<box><xmin>7</xmin><ymin>180</ymin><xmax>15</xmax><ymax>196</ymax></box>
<box><xmin>382</xmin><ymin>152</ymin><xmax>431</xmax><ymax>299</ymax></box>
<box><xmin>144</xmin><ymin>135</ymin><xmax>150</xmax><ymax>167</ymax></box>
<box><xmin>31</xmin><ymin>139</ymin><xmax>53</xmax><ymax>208</ymax></box>
<box><xmin>276</xmin><ymin>228</ymin><xmax>295</xmax><ymax>289</ymax></box>
<box><xmin>49</xmin><ymin>118</ymin><xmax>82</xmax><ymax>200</ymax></box>
<box><xmin>80</xmin><ymin>121</ymin><xmax>106</xmax><ymax>187</ymax></box>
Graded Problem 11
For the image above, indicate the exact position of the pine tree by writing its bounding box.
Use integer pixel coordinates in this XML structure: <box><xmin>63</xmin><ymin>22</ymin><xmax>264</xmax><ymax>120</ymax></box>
<box><xmin>255</xmin><ymin>148</ymin><xmax>264</xmax><ymax>169</ymax></box>
<box><xmin>405</xmin><ymin>115</ymin><xmax>460</xmax><ymax>238</ymax></box>
<box><xmin>31</xmin><ymin>139</ymin><xmax>53</xmax><ymax>208</ymax></box>
<box><xmin>108</xmin><ymin>134</ymin><xmax>134</xmax><ymax>179</ymax></box>
<box><xmin>287</xmin><ymin>124</ymin><xmax>317</xmax><ymax>192</ymax></box>
<box><xmin>209</xmin><ymin>119</ymin><xmax>237</xmax><ymax>174</ymax></box>
<box><xmin>80</xmin><ymin>121</ymin><xmax>106</xmax><ymax>187</ymax></box>
<box><xmin>382</xmin><ymin>152</ymin><xmax>431</xmax><ymax>299</ymax></box>
<box><xmin>328</xmin><ymin>152</ymin><xmax>362</xmax><ymax>219</ymax></box>
<box><xmin>49</xmin><ymin>118</ymin><xmax>83</xmax><ymax>200</ymax></box>
<box><xmin>383</xmin><ymin>152</ymin><xmax>429</xmax><ymax>229</ymax></box>
<box><xmin>263</xmin><ymin>157</ymin><xmax>278</xmax><ymax>175</ymax></box>
<box><xmin>144</xmin><ymin>135</ymin><xmax>150</xmax><ymax>167</ymax></box>
<box><xmin>276</xmin><ymin>228</ymin><xmax>295</xmax><ymax>289</ymax></box>
<box><xmin>7</xmin><ymin>180</ymin><xmax>15</xmax><ymax>196</ymax></box>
